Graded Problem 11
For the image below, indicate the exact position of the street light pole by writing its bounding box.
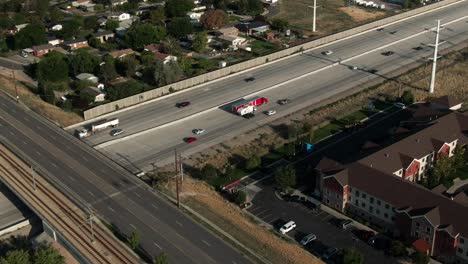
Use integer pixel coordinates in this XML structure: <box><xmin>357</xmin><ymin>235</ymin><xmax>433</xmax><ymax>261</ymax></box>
<box><xmin>308</xmin><ymin>0</ymin><xmax>319</xmax><ymax>33</ymax></box>
<box><xmin>429</xmin><ymin>19</ymin><xmax>441</xmax><ymax>94</ymax></box>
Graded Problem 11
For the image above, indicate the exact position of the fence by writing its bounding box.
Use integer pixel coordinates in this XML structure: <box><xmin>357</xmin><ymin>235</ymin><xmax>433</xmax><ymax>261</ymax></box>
<box><xmin>83</xmin><ymin>0</ymin><xmax>461</xmax><ymax>120</ymax></box>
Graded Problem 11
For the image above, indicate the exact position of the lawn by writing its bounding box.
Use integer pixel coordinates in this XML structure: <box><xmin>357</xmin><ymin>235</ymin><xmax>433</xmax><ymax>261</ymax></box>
<box><xmin>208</xmin><ymin>168</ymin><xmax>247</xmax><ymax>188</ymax></box>
<box><xmin>311</xmin><ymin>122</ymin><xmax>342</xmax><ymax>143</ymax></box>
<box><xmin>249</xmin><ymin>40</ymin><xmax>279</xmax><ymax>56</ymax></box>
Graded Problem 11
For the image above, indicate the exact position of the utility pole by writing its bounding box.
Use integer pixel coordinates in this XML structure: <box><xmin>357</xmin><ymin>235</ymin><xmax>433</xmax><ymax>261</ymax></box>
<box><xmin>30</xmin><ymin>166</ymin><xmax>36</xmax><ymax>191</ymax></box>
<box><xmin>174</xmin><ymin>149</ymin><xmax>180</xmax><ymax>208</ymax></box>
<box><xmin>308</xmin><ymin>0</ymin><xmax>319</xmax><ymax>33</ymax></box>
<box><xmin>429</xmin><ymin>19</ymin><xmax>441</xmax><ymax>94</ymax></box>
<box><xmin>12</xmin><ymin>70</ymin><xmax>18</xmax><ymax>103</ymax></box>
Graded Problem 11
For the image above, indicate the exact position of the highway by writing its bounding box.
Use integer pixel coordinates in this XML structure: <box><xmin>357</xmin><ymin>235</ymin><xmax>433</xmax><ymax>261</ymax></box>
<box><xmin>0</xmin><ymin>95</ymin><xmax>251</xmax><ymax>263</ymax></box>
<box><xmin>79</xmin><ymin>1</ymin><xmax>468</xmax><ymax>171</ymax></box>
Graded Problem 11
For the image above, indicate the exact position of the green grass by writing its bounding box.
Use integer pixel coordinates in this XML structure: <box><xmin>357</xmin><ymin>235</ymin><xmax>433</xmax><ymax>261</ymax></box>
<box><xmin>311</xmin><ymin>122</ymin><xmax>342</xmax><ymax>143</ymax></box>
<box><xmin>229</xmin><ymin>15</ymin><xmax>242</xmax><ymax>21</ymax></box>
<box><xmin>209</xmin><ymin>168</ymin><xmax>247</xmax><ymax>188</ymax></box>
<box><xmin>249</xmin><ymin>40</ymin><xmax>278</xmax><ymax>56</ymax></box>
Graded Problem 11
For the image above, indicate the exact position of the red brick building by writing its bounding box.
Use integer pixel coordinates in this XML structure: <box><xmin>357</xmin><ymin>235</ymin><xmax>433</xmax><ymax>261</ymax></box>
<box><xmin>317</xmin><ymin>108</ymin><xmax>468</xmax><ymax>263</ymax></box>
<box><xmin>63</xmin><ymin>38</ymin><xmax>89</xmax><ymax>50</ymax></box>
<box><xmin>32</xmin><ymin>44</ymin><xmax>54</xmax><ymax>56</ymax></box>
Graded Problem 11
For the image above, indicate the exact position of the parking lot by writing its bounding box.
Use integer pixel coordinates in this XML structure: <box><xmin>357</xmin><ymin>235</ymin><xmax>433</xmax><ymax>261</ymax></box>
<box><xmin>246</xmin><ymin>177</ymin><xmax>397</xmax><ymax>263</ymax></box>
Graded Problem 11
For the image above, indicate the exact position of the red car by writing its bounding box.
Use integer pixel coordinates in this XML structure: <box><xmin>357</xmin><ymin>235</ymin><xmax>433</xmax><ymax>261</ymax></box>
<box><xmin>184</xmin><ymin>137</ymin><xmax>197</xmax><ymax>143</ymax></box>
<box><xmin>176</xmin><ymin>101</ymin><xmax>190</xmax><ymax>108</ymax></box>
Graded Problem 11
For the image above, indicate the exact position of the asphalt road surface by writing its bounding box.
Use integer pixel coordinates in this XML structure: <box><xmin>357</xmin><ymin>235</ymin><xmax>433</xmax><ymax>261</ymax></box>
<box><xmin>90</xmin><ymin>2</ymin><xmax>468</xmax><ymax>172</ymax></box>
<box><xmin>0</xmin><ymin>94</ymin><xmax>251</xmax><ymax>264</ymax></box>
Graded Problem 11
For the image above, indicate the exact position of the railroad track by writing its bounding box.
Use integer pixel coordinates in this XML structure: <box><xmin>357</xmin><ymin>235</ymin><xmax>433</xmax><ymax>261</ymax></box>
<box><xmin>0</xmin><ymin>145</ymin><xmax>139</xmax><ymax>264</ymax></box>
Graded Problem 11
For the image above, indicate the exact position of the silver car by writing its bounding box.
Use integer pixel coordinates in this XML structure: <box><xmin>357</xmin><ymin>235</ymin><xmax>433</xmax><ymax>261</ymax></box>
<box><xmin>192</xmin><ymin>128</ymin><xmax>206</xmax><ymax>135</ymax></box>
<box><xmin>110</xmin><ymin>129</ymin><xmax>124</xmax><ymax>136</ymax></box>
<box><xmin>300</xmin><ymin>233</ymin><xmax>317</xmax><ymax>246</ymax></box>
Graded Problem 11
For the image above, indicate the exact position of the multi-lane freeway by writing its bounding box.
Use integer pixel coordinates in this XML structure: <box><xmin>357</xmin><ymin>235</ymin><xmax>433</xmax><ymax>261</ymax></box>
<box><xmin>73</xmin><ymin>1</ymin><xmax>468</xmax><ymax>172</ymax></box>
<box><xmin>0</xmin><ymin>95</ymin><xmax>251</xmax><ymax>263</ymax></box>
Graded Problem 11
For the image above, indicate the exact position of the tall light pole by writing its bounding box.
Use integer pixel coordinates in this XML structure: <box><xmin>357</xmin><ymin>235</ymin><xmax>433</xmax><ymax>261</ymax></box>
<box><xmin>429</xmin><ymin>19</ymin><xmax>441</xmax><ymax>94</ymax></box>
<box><xmin>308</xmin><ymin>0</ymin><xmax>318</xmax><ymax>33</ymax></box>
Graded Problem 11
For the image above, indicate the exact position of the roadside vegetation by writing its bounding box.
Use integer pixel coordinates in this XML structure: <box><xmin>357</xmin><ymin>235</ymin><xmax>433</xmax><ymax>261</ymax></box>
<box><xmin>0</xmin><ymin>236</ymin><xmax>65</xmax><ymax>264</ymax></box>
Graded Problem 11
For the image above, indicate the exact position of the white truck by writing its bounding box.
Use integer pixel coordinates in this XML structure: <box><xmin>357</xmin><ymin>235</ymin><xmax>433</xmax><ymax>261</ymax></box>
<box><xmin>237</xmin><ymin>105</ymin><xmax>257</xmax><ymax>116</ymax></box>
<box><xmin>76</xmin><ymin>118</ymin><xmax>119</xmax><ymax>138</ymax></box>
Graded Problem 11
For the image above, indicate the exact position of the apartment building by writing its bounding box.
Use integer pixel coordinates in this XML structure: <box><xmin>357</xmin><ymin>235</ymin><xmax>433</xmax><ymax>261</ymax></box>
<box><xmin>317</xmin><ymin>108</ymin><xmax>468</xmax><ymax>263</ymax></box>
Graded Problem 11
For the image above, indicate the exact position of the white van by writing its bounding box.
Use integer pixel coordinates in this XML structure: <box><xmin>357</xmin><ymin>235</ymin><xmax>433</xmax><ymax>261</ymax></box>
<box><xmin>279</xmin><ymin>221</ymin><xmax>296</xmax><ymax>234</ymax></box>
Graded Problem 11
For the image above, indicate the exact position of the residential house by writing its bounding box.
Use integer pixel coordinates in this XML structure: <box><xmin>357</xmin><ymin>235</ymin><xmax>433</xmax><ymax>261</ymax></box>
<box><xmin>143</xmin><ymin>44</ymin><xmax>162</xmax><ymax>53</ymax></box>
<box><xmin>8</xmin><ymin>23</ymin><xmax>29</xmax><ymax>34</ymax></box>
<box><xmin>192</xmin><ymin>5</ymin><xmax>206</xmax><ymax>12</ymax></box>
<box><xmin>115</xmin><ymin>27</ymin><xmax>127</xmax><ymax>38</ymax></box>
<box><xmin>143</xmin><ymin>44</ymin><xmax>177</xmax><ymax>64</ymax></box>
<box><xmin>217</xmin><ymin>35</ymin><xmax>247</xmax><ymax>49</ymax></box>
<box><xmin>76</xmin><ymin>73</ymin><xmax>99</xmax><ymax>83</ymax></box>
<box><xmin>63</xmin><ymin>38</ymin><xmax>89</xmax><ymax>50</ymax></box>
<box><xmin>187</xmin><ymin>12</ymin><xmax>204</xmax><ymax>22</ymax></box>
<box><xmin>32</xmin><ymin>44</ymin><xmax>55</xmax><ymax>56</ymax></box>
<box><xmin>71</xmin><ymin>0</ymin><xmax>90</xmax><ymax>7</ymax></box>
<box><xmin>47</xmin><ymin>36</ymin><xmax>63</xmax><ymax>46</ymax></box>
<box><xmin>110</xmin><ymin>12</ymin><xmax>131</xmax><ymax>22</ymax></box>
<box><xmin>216</xmin><ymin>27</ymin><xmax>239</xmax><ymax>36</ymax></box>
<box><xmin>111</xmin><ymin>0</ymin><xmax>128</xmax><ymax>6</ymax></box>
<box><xmin>236</xmin><ymin>21</ymin><xmax>270</xmax><ymax>35</ymax></box>
<box><xmin>50</xmin><ymin>24</ymin><xmax>63</xmax><ymax>31</ymax></box>
<box><xmin>317</xmin><ymin>109</ymin><xmax>468</xmax><ymax>263</ymax></box>
<box><xmin>93</xmin><ymin>31</ymin><xmax>115</xmax><ymax>43</ymax></box>
<box><xmin>109</xmin><ymin>49</ymin><xmax>135</xmax><ymax>59</ymax></box>
<box><xmin>81</xmin><ymin>86</ymin><xmax>106</xmax><ymax>102</ymax></box>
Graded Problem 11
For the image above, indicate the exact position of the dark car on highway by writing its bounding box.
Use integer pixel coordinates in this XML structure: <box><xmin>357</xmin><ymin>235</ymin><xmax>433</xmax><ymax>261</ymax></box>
<box><xmin>244</xmin><ymin>77</ymin><xmax>255</xmax><ymax>82</ymax></box>
<box><xmin>184</xmin><ymin>137</ymin><xmax>197</xmax><ymax>143</ymax></box>
<box><xmin>176</xmin><ymin>101</ymin><xmax>191</xmax><ymax>108</ymax></box>
<box><xmin>381</xmin><ymin>51</ymin><xmax>394</xmax><ymax>56</ymax></box>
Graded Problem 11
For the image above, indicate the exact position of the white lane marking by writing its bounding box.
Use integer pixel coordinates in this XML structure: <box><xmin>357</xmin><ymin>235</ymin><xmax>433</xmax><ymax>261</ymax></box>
<box><xmin>134</xmin><ymin>192</ymin><xmax>141</xmax><ymax>198</ymax></box>
<box><xmin>35</xmin><ymin>151</ymin><xmax>41</xmax><ymax>155</ymax></box>
<box><xmin>108</xmin><ymin>206</ymin><xmax>115</xmax><ymax>212</ymax></box>
<box><xmin>153</xmin><ymin>242</ymin><xmax>162</xmax><ymax>250</ymax></box>
<box><xmin>22</xmin><ymin>141</ymin><xmax>27</xmax><ymax>145</ymax></box>
<box><xmin>51</xmin><ymin>163</ymin><xmax>58</xmax><ymax>168</ymax></box>
<box><xmin>151</xmin><ymin>204</ymin><xmax>159</xmax><ymax>210</ymax></box>
<box><xmin>88</xmin><ymin>191</ymin><xmax>96</xmax><ymax>197</ymax></box>
<box><xmin>129</xmin><ymin>224</ymin><xmax>136</xmax><ymax>229</ymax></box>
<box><xmin>175</xmin><ymin>220</ymin><xmax>183</xmax><ymax>227</ymax></box>
<box><xmin>68</xmin><ymin>176</ymin><xmax>76</xmax><ymax>182</ymax></box>
<box><xmin>201</xmin><ymin>240</ymin><xmax>211</xmax><ymax>246</ymax></box>
<box><xmin>82</xmin><ymin>156</ymin><xmax>89</xmax><ymax>162</ymax></box>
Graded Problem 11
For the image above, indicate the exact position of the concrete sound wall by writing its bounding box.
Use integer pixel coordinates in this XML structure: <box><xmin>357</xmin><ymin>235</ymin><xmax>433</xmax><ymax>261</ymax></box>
<box><xmin>83</xmin><ymin>0</ymin><xmax>459</xmax><ymax>120</ymax></box>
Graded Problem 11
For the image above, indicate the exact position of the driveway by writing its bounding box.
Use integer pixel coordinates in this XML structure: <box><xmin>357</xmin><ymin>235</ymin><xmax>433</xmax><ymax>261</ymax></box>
<box><xmin>246</xmin><ymin>177</ymin><xmax>398</xmax><ymax>263</ymax></box>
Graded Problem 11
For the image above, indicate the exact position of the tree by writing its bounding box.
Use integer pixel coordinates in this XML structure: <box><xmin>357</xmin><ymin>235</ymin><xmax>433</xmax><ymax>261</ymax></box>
<box><xmin>287</xmin><ymin>124</ymin><xmax>298</xmax><ymax>140</ymax></box>
<box><xmin>0</xmin><ymin>249</ymin><xmax>30</xmax><ymax>264</ymax></box>
<box><xmin>58</xmin><ymin>16</ymin><xmax>84</xmax><ymax>39</ymax></box>
<box><xmin>153</xmin><ymin>252</ymin><xmax>169</xmax><ymax>264</ymax></box>
<box><xmin>178</xmin><ymin>56</ymin><xmax>194</xmax><ymax>75</ymax></box>
<box><xmin>84</xmin><ymin>16</ymin><xmax>99</xmax><ymax>30</ymax></box>
<box><xmin>99</xmin><ymin>56</ymin><xmax>119</xmax><ymax>82</ymax></box>
<box><xmin>165</xmin><ymin>0</ymin><xmax>195</xmax><ymax>17</ymax></box>
<box><xmin>13</xmin><ymin>24</ymin><xmax>47</xmax><ymax>49</ymax></box>
<box><xmin>49</xmin><ymin>8</ymin><xmax>64</xmax><ymax>23</ymax></box>
<box><xmin>233</xmin><ymin>0</ymin><xmax>263</xmax><ymax>15</ymax></box>
<box><xmin>128</xmin><ymin>230</ymin><xmax>140</xmax><ymax>250</ymax></box>
<box><xmin>33</xmin><ymin>245</ymin><xmax>65</xmax><ymax>264</ymax></box>
<box><xmin>389</xmin><ymin>240</ymin><xmax>406</xmax><ymax>257</ymax></box>
<box><xmin>37</xmin><ymin>51</ymin><xmax>69</xmax><ymax>83</ymax></box>
<box><xmin>168</xmin><ymin>17</ymin><xmax>193</xmax><ymax>39</ymax></box>
<box><xmin>232</xmin><ymin>190</ymin><xmax>247</xmax><ymax>205</ymax></box>
<box><xmin>411</xmin><ymin>252</ymin><xmax>429</xmax><ymax>264</ymax></box>
<box><xmin>105</xmin><ymin>19</ymin><xmax>120</xmax><ymax>31</ymax></box>
<box><xmin>124</xmin><ymin>23</ymin><xmax>166</xmax><ymax>49</ymax></box>
<box><xmin>69</xmin><ymin>49</ymin><xmax>100</xmax><ymax>76</ymax></box>
<box><xmin>274</xmin><ymin>165</ymin><xmax>296</xmax><ymax>190</ymax></box>
<box><xmin>400</xmin><ymin>90</ymin><xmax>414</xmax><ymax>105</ymax></box>
<box><xmin>116</xmin><ymin>56</ymin><xmax>139</xmax><ymax>77</ymax></box>
<box><xmin>201</xmin><ymin>164</ymin><xmax>218</xmax><ymax>181</ymax></box>
<box><xmin>106</xmin><ymin>80</ymin><xmax>147</xmax><ymax>100</ymax></box>
<box><xmin>452</xmin><ymin>146</ymin><xmax>466</xmax><ymax>170</ymax></box>
<box><xmin>214</xmin><ymin>0</ymin><xmax>227</xmax><ymax>10</ymax></box>
<box><xmin>140</xmin><ymin>50</ymin><xmax>156</xmax><ymax>65</ymax></box>
<box><xmin>432</xmin><ymin>153</ymin><xmax>454</xmax><ymax>183</ymax></box>
<box><xmin>161</xmin><ymin>36</ymin><xmax>182</xmax><ymax>55</ymax></box>
<box><xmin>245</xmin><ymin>155</ymin><xmax>261</xmax><ymax>170</ymax></box>
<box><xmin>200</xmin><ymin>9</ymin><xmax>228</xmax><ymax>30</ymax></box>
<box><xmin>152</xmin><ymin>61</ymin><xmax>182</xmax><ymax>86</ymax></box>
<box><xmin>149</xmin><ymin>9</ymin><xmax>166</xmax><ymax>26</ymax></box>
<box><xmin>192</xmin><ymin>31</ymin><xmax>208</xmax><ymax>52</ymax></box>
<box><xmin>271</xmin><ymin>18</ymin><xmax>289</xmax><ymax>32</ymax></box>
<box><xmin>339</xmin><ymin>248</ymin><xmax>364</xmax><ymax>264</ymax></box>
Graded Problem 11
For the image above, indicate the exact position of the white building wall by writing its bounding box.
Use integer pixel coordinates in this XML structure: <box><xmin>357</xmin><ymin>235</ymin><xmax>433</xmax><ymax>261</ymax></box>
<box><xmin>456</xmin><ymin>235</ymin><xmax>468</xmax><ymax>261</ymax></box>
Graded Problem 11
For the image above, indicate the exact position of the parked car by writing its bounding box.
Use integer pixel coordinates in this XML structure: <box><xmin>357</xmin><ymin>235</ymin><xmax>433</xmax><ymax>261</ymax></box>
<box><xmin>279</xmin><ymin>221</ymin><xmax>296</xmax><ymax>234</ymax></box>
<box><xmin>278</xmin><ymin>99</ymin><xmax>290</xmax><ymax>105</ymax></box>
<box><xmin>323</xmin><ymin>247</ymin><xmax>339</xmax><ymax>260</ymax></box>
<box><xmin>340</xmin><ymin>219</ymin><xmax>353</xmax><ymax>229</ymax></box>
<box><xmin>352</xmin><ymin>229</ymin><xmax>376</xmax><ymax>242</ymax></box>
<box><xmin>303</xmin><ymin>200</ymin><xmax>319</xmax><ymax>212</ymax></box>
<box><xmin>323</xmin><ymin>50</ymin><xmax>333</xmax><ymax>55</ymax></box>
<box><xmin>369</xmin><ymin>69</ymin><xmax>379</xmax><ymax>74</ymax></box>
<box><xmin>266</xmin><ymin>110</ymin><xmax>277</xmax><ymax>116</ymax></box>
<box><xmin>184</xmin><ymin>137</ymin><xmax>197</xmax><ymax>143</ymax></box>
<box><xmin>394</xmin><ymin>102</ymin><xmax>406</xmax><ymax>109</ymax></box>
<box><xmin>300</xmin><ymin>233</ymin><xmax>317</xmax><ymax>246</ymax></box>
<box><xmin>245</xmin><ymin>77</ymin><xmax>255</xmax><ymax>82</ymax></box>
<box><xmin>192</xmin><ymin>128</ymin><xmax>206</xmax><ymax>135</ymax></box>
<box><xmin>381</xmin><ymin>51</ymin><xmax>394</xmax><ymax>56</ymax></box>
<box><xmin>176</xmin><ymin>101</ymin><xmax>190</xmax><ymax>108</ymax></box>
<box><xmin>368</xmin><ymin>235</ymin><xmax>392</xmax><ymax>250</ymax></box>
<box><xmin>110</xmin><ymin>129</ymin><xmax>124</xmax><ymax>137</ymax></box>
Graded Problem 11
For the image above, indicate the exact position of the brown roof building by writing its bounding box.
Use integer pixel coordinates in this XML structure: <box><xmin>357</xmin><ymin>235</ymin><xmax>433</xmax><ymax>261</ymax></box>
<box><xmin>318</xmin><ymin>111</ymin><xmax>468</xmax><ymax>263</ymax></box>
